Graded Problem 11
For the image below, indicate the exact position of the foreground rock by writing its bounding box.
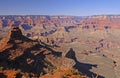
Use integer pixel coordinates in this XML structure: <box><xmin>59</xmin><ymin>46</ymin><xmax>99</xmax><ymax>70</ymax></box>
<box><xmin>0</xmin><ymin>27</ymin><xmax>76</xmax><ymax>77</ymax></box>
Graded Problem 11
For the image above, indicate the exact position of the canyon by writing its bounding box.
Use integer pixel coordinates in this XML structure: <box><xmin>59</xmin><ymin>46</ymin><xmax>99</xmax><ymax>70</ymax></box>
<box><xmin>0</xmin><ymin>15</ymin><xmax>120</xmax><ymax>78</ymax></box>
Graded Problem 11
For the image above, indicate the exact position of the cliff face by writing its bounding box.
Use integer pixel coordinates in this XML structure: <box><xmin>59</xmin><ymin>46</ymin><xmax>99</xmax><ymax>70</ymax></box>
<box><xmin>1</xmin><ymin>15</ymin><xmax>120</xmax><ymax>31</ymax></box>
<box><xmin>0</xmin><ymin>15</ymin><xmax>84</xmax><ymax>29</ymax></box>
<box><xmin>79</xmin><ymin>15</ymin><xmax>120</xmax><ymax>30</ymax></box>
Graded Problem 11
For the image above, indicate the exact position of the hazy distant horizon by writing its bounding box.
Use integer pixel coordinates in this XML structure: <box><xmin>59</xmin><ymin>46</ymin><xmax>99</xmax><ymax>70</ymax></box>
<box><xmin>0</xmin><ymin>0</ymin><xmax>120</xmax><ymax>16</ymax></box>
<box><xmin>0</xmin><ymin>14</ymin><xmax>120</xmax><ymax>17</ymax></box>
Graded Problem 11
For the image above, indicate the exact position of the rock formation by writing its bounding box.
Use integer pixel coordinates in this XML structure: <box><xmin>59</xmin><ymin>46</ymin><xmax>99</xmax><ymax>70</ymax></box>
<box><xmin>1</xmin><ymin>15</ymin><xmax>120</xmax><ymax>30</ymax></box>
<box><xmin>0</xmin><ymin>26</ymin><xmax>75</xmax><ymax>77</ymax></box>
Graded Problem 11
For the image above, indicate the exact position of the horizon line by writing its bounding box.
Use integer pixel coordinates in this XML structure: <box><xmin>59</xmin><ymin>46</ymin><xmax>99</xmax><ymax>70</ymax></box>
<box><xmin>0</xmin><ymin>14</ymin><xmax>120</xmax><ymax>17</ymax></box>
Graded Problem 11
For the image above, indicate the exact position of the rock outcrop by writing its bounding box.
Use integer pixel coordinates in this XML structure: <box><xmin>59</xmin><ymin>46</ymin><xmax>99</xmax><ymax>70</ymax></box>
<box><xmin>0</xmin><ymin>27</ymin><xmax>75</xmax><ymax>77</ymax></box>
<box><xmin>0</xmin><ymin>26</ymin><xmax>32</xmax><ymax>51</ymax></box>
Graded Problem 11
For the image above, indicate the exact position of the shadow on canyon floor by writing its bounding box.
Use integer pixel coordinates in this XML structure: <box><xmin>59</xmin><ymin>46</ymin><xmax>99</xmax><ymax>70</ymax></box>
<box><xmin>65</xmin><ymin>48</ymin><xmax>105</xmax><ymax>78</ymax></box>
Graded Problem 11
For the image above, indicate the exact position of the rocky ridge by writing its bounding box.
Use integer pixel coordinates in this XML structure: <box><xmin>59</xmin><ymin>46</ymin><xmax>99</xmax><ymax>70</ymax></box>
<box><xmin>0</xmin><ymin>26</ymin><xmax>77</xmax><ymax>77</ymax></box>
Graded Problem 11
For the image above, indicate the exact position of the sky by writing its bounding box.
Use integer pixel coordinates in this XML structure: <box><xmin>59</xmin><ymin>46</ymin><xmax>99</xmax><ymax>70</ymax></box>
<box><xmin>0</xmin><ymin>0</ymin><xmax>120</xmax><ymax>16</ymax></box>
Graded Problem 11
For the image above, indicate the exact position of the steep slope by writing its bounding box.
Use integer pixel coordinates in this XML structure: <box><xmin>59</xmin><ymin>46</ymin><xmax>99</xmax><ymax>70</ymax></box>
<box><xmin>0</xmin><ymin>26</ymin><xmax>75</xmax><ymax>77</ymax></box>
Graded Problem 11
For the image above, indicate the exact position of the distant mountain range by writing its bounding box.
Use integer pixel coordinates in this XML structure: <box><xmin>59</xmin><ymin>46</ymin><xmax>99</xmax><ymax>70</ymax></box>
<box><xmin>0</xmin><ymin>15</ymin><xmax>120</xmax><ymax>30</ymax></box>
